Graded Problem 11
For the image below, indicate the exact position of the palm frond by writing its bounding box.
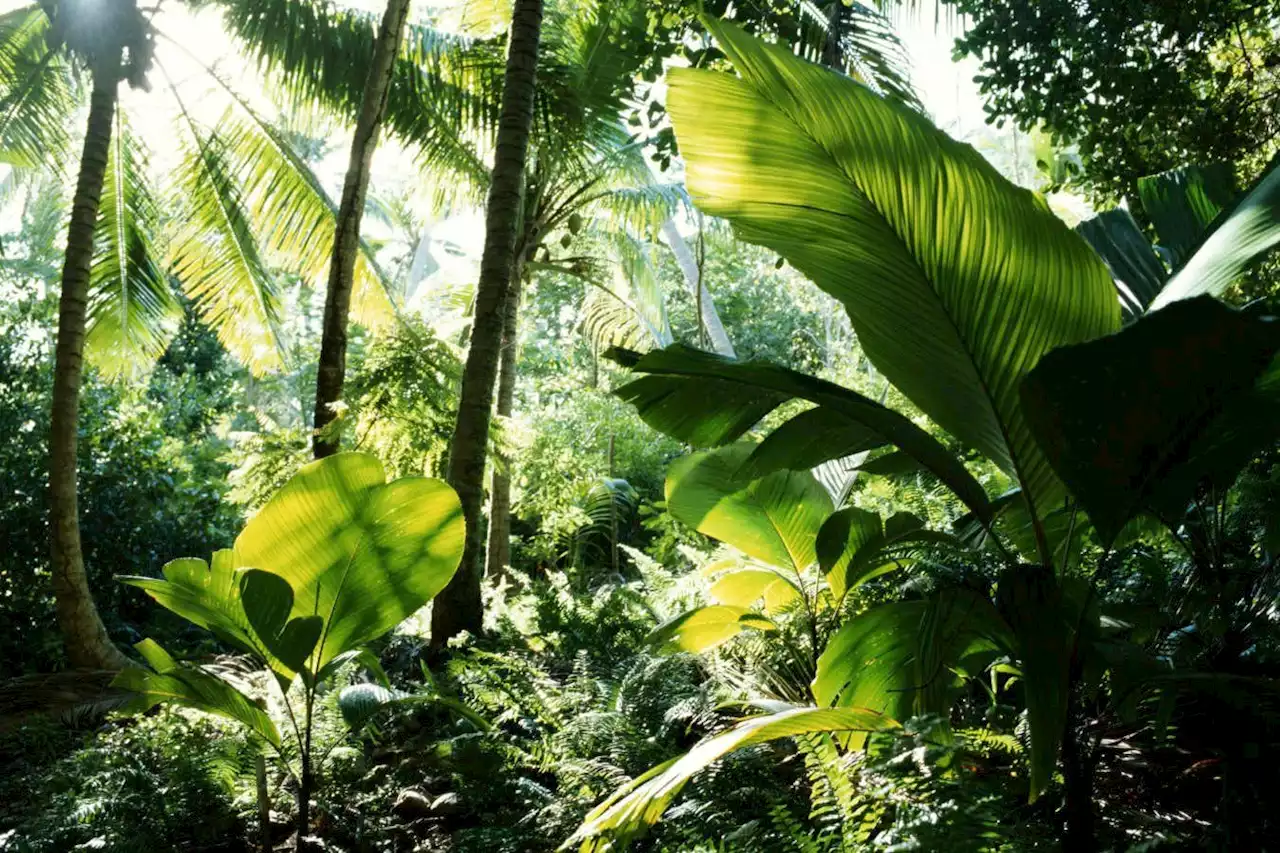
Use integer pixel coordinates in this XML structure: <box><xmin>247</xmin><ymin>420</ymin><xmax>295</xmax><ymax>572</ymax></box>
<box><xmin>85</xmin><ymin>113</ymin><xmax>180</xmax><ymax>377</ymax></box>
<box><xmin>793</xmin><ymin>1</ymin><xmax>920</xmax><ymax>107</ymax></box>
<box><xmin>209</xmin><ymin>110</ymin><xmax>395</xmax><ymax>329</ymax></box>
<box><xmin>211</xmin><ymin>0</ymin><xmax>493</xmax><ymax>192</ymax></box>
<box><xmin>0</xmin><ymin>5</ymin><xmax>76</xmax><ymax>168</ymax></box>
<box><xmin>610</xmin><ymin>229</ymin><xmax>672</xmax><ymax>346</ymax></box>
<box><xmin>167</xmin><ymin>99</ymin><xmax>286</xmax><ymax>376</ymax></box>
<box><xmin>587</xmin><ymin>180</ymin><xmax>690</xmax><ymax>236</ymax></box>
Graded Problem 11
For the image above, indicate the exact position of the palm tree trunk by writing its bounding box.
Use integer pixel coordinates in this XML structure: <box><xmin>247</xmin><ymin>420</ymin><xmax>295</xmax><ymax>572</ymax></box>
<box><xmin>484</xmin><ymin>261</ymin><xmax>525</xmax><ymax>580</ymax></box>
<box><xmin>432</xmin><ymin>0</ymin><xmax>544</xmax><ymax>649</ymax></box>
<box><xmin>49</xmin><ymin>75</ymin><xmax>129</xmax><ymax>671</ymax></box>
<box><xmin>312</xmin><ymin>0</ymin><xmax>413</xmax><ymax>458</ymax></box>
<box><xmin>659</xmin><ymin>218</ymin><xmax>734</xmax><ymax>357</ymax></box>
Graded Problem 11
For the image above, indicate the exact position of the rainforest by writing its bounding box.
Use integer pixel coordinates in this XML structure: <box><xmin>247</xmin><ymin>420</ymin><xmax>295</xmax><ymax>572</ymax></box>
<box><xmin>1</xmin><ymin>0</ymin><xmax>1279</xmax><ymax>851</ymax></box>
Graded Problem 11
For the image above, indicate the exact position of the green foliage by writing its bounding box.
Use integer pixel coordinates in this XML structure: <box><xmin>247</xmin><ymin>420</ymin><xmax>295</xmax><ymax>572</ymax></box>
<box><xmin>0</xmin><ymin>710</ymin><xmax>253</xmax><ymax>852</ymax></box>
<box><xmin>1023</xmin><ymin>296</ymin><xmax>1280</xmax><ymax>544</ymax></box>
<box><xmin>667</xmin><ymin>15</ymin><xmax>1120</xmax><ymax>521</ymax></box>
<box><xmin>950</xmin><ymin>0</ymin><xmax>1280</xmax><ymax>199</ymax></box>
<box><xmin>0</xmin><ymin>306</ymin><xmax>242</xmax><ymax>674</ymax></box>
<box><xmin>117</xmin><ymin>451</ymin><xmax>465</xmax><ymax>697</ymax></box>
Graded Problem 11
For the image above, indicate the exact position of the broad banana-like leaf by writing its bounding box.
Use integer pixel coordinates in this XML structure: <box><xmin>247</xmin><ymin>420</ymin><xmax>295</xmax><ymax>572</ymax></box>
<box><xmin>613</xmin><ymin>345</ymin><xmax>993</xmax><ymax>524</ymax></box>
<box><xmin>111</xmin><ymin>640</ymin><xmax>281</xmax><ymax>747</ymax></box>
<box><xmin>1152</xmin><ymin>155</ymin><xmax>1280</xmax><ymax>309</ymax></box>
<box><xmin>667</xmin><ymin>17</ymin><xmax>1120</xmax><ymax>521</ymax></box>
<box><xmin>813</xmin><ymin>590</ymin><xmax>1010</xmax><ymax>749</ymax></box>
<box><xmin>666</xmin><ymin>444</ymin><xmax>832</xmax><ymax>574</ymax></box>
<box><xmin>995</xmin><ymin>568</ymin><xmax>1096</xmax><ymax>801</ymax></box>
<box><xmin>1022</xmin><ymin>296</ymin><xmax>1280</xmax><ymax>545</ymax></box>
<box><xmin>707</xmin><ymin>567</ymin><xmax>801</xmax><ymax>613</ymax></box>
<box><xmin>646</xmin><ymin>605</ymin><xmax>776</xmax><ymax>654</ymax></box>
<box><xmin>565</xmin><ymin>705</ymin><xmax>899</xmax><ymax>851</ymax></box>
<box><xmin>231</xmin><ymin>453</ymin><xmax>465</xmax><ymax>672</ymax></box>
<box><xmin>815</xmin><ymin>507</ymin><xmax>883</xmax><ymax>599</ymax></box>
<box><xmin>1137</xmin><ymin>162</ymin><xmax>1235</xmax><ymax>268</ymax></box>
<box><xmin>744</xmin><ymin>406</ymin><xmax>886</xmax><ymax>479</ymax></box>
<box><xmin>1075</xmin><ymin>209</ymin><xmax>1167</xmax><ymax>317</ymax></box>
<box><xmin>125</xmin><ymin>455</ymin><xmax>465</xmax><ymax>675</ymax></box>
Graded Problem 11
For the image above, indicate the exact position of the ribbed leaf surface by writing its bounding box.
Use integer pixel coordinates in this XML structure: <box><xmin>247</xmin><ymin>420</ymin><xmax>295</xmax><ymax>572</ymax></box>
<box><xmin>667</xmin><ymin>18</ymin><xmax>1120</xmax><ymax>519</ymax></box>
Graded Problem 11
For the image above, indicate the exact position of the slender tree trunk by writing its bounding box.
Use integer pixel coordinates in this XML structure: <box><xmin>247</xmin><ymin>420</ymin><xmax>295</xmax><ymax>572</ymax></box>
<box><xmin>432</xmin><ymin>0</ymin><xmax>543</xmax><ymax>649</ymax></box>
<box><xmin>312</xmin><ymin>0</ymin><xmax>413</xmax><ymax>458</ymax></box>
<box><xmin>484</xmin><ymin>262</ymin><xmax>525</xmax><ymax>580</ymax></box>
<box><xmin>49</xmin><ymin>75</ymin><xmax>129</xmax><ymax>672</ymax></box>
<box><xmin>659</xmin><ymin>218</ymin><xmax>734</xmax><ymax>357</ymax></box>
<box><xmin>256</xmin><ymin>752</ymin><xmax>271</xmax><ymax>853</ymax></box>
<box><xmin>821</xmin><ymin>0</ymin><xmax>847</xmax><ymax>71</ymax></box>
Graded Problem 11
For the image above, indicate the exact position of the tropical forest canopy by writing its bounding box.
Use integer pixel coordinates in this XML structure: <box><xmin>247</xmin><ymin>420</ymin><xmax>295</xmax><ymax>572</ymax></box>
<box><xmin>1</xmin><ymin>1</ymin><xmax>1279</xmax><ymax>851</ymax></box>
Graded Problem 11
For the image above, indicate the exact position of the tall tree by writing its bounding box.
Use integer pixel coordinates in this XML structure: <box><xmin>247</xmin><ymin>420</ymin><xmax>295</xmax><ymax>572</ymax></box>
<box><xmin>483</xmin><ymin>249</ymin><xmax>527</xmax><ymax>580</ymax></box>
<box><xmin>948</xmin><ymin>0</ymin><xmax>1280</xmax><ymax>199</ymax></box>
<box><xmin>46</xmin><ymin>0</ymin><xmax>154</xmax><ymax>670</ymax></box>
<box><xmin>431</xmin><ymin>0</ymin><xmax>544</xmax><ymax>646</ymax></box>
<box><xmin>312</xmin><ymin>0</ymin><xmax>413</xmax><ymax>458</ymax></box>
<box><xmin>1</xmin><ymin>0</ymin><xmax>397</xmax><ymax>669</ymax></box>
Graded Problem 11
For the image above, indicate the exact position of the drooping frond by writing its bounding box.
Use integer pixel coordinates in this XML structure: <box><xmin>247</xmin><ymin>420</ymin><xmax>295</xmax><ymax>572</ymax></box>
<box><xmin>85</xmin><ymin>113</ymin><xmax>180</xmax><ymax>377</ymax></box>
<box><xmin>0</xmin><ymin>5</ymin><xmax>76</xmax><ymax>168</ymax></box>
<box><xmin>210</xmin><ymin>0</ymin><xmax>493</xmax><ymax>193</ymax></box>
<box><xmin>587</xmin><ymin>179</ymin><xmax>690</xmax><ymax>237</ymax></box>
<box><xmin>581</xmin><ymin>288</ymin><xmax>651</xmax><ymax>352</ymax></box>
<box><xmin>789</xmin><ymin>1</ymin><xmax>920</xmax><ymax>107</ymax></box>
<box><xmin>167</xmin><ymin>100</ymin><xmax>286</xmax><ymax>375</ymax></box>
<box><xmin>206</xmin><ymin>110</ymin><xmax>395</xmax><ymax>329</ymax></box>
<box><xmin>610</xmin><ymin>229</ymin><xmax>671</xmax><ymax>346</ymax></box>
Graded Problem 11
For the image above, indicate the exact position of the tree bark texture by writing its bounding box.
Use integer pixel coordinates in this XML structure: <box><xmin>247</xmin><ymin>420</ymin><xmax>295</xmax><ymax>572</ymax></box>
<box><xmin>49</xmin><ymin>75</ymin><xmax>130</xmax><ymax>671</ymax></box>
<box><xmin>312</xmin><ymin>0</ymin><xmax>413</xmax><ymax>458</ymax></box>
<box><xmin>484</xmin><ymin>264</ymin><xmax>524</xmax><ymax>580</ymax></box>
<box><xmin>432</xmin><ymin>0</ymin><xmax>543</xmax><ymax>649</ymax></box>
<box><xmin>659</xmin><ymin>218</ymin><xmax>735</xmax><ymax>357</ymax></box>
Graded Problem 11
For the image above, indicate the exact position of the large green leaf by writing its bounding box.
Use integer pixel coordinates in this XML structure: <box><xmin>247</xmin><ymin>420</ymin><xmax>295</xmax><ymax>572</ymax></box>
<box><xmin>667</xmin><ymin>17</ymin><xmax>1120</xmax><ymax>521</ymax></box>
<box><xmin>813</xmin><ymin>590</ymin><xmax>1010</xmax><ymax>748</ymax></box>
<box><xmin>707</xmin><ymin>567</ymin><xmax>801</xmax><ymax>613</ymax></box>
<box><xmin>1152</xmin><ymin>155</ymin><xmax>1280</xmax><ymax>309</ymax></box>
<box><xmin>613</xmin><ymin>345</ymin><xmax>993</xmax><ymax>523</ymax></box>
<box><xmin>1137</xmin><ymin>162</ymin><xmax>1235</xmax><ymax>268</ymax></box>
<box><xmin>815</xmin><ymin>507</ymin><xmax>883</xmax><ymax>599</ymax></box>
<box><xmin>239</xmin><ymin>570</ymin><xmax>322</xmax><ymax>676</ymax></box>
<box><xmin>816</xmin><ymin>509</ymin><xmax>958</xmax><ymax>600</ymax></box>
<box><xmin>566</xmin><ymin>705</ymin><xmax>899</xmax><ymax>851</ymax></box>
<box><xmin>666</xmin><ymin>444</ymin><xmax>832</xmax><ymax>575</ymax></box>
<box><xmin>231</xmin><ymin>453</ymin><xmax>465</xmax><ymax>671</ymax></box>
<box><xmin>646</xmin><ymin>605</ymin><xmax>776</xmax><ymax>654</ymax></box>
<box><xmin>111</xmin><ymin>640</ymin><xmax>281</xmax><ymax>747</ymax></box>
<box><xmin>121</xmin><ymin>551</ymin><xmax>256</xmax><ymax>656</ymax></box>
<box><xmin>1021</xmin><ymin>296</ymin><xmax>1280</xmax><ymax>544</ymax></box>
<box><xmin>1075</xmin><ymin>209</ymin><xmax>1167</xmax><ymax>317</ymax></box>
